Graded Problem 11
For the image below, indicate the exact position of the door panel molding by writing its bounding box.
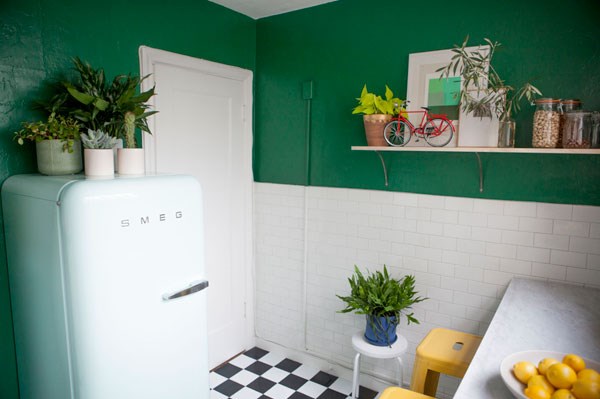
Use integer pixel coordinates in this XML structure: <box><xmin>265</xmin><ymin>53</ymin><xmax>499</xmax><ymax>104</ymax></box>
<box><xmin>139</xmin><ymin>46</ymin><xmax>252</xmax><ymax>175</ymax></box>
<box><xmin>139</xmin><ymin>46</ymin><xmax>254</xmax><ymax>367</ymax></box>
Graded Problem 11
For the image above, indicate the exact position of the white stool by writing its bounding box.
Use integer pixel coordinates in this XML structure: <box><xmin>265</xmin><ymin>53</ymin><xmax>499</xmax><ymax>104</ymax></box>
<box><xmin>351</xmin><ymin>331</ymin><xmax>408</xmax><ymax>399</ymax></box>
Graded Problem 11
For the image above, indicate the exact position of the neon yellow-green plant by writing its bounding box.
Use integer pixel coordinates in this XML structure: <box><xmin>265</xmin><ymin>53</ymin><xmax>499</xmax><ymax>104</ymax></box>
<box><xmin>352</xmin><ymin>85</ymin><xmax>405</xmax><ymax>116</ymax></box>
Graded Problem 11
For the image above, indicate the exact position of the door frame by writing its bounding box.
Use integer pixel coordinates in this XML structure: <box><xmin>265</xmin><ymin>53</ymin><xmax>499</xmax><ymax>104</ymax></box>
<box><xmin>138</xmin><ymin>46</ymin><xmax>255</xmax><ymax>357</ymax></box>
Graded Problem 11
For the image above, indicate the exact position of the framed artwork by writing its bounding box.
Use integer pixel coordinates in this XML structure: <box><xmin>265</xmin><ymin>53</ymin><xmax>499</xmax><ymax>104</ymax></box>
<box><xmin>406</xmin><ymin>46</ymin><xmax>496</xmax><ymax>147</ymax></box>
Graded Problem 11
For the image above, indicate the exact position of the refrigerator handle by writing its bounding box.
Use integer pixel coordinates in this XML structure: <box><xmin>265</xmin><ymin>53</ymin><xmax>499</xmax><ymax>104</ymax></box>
<box><xmin>162</xmin><ymin>280</ymin><xmax>209</xmax><ymax>301</ymax></box>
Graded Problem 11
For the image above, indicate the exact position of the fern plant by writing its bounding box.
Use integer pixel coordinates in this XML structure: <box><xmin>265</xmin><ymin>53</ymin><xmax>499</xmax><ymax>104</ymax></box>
<box><xmin>337</xmin><ymin>265</ymin><xmax>426</xmax><ymax>324</ymax></box>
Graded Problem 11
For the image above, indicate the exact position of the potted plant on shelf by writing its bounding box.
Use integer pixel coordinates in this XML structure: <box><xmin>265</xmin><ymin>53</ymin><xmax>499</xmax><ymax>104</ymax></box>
<box><xmin>352</xmin><ymin>85</ymin><xmax>405</xmax><ymax>146</ymax></box>
<box><xmin>80</xmin><ymin>129</ymin><xmax>118</xmax><ymax>177</ymax></box>
<box><xmin>14</xmin><ymin>113</ymin><xmax>83</xmax><ymax>176</ymax></box>
<box><xmin>438</xmin><ymin>37</ymin><xmax>542</xmax><ymax>147</ymax></box>
<box><xmin>337</xmin><ymin>265</ymin><xmax>426</xmax><ymax>346</ymax></box>
<box><xmin>48</xmin><ymin>57</ymin><xmax>157</xmax><ymax>175</ymax></box>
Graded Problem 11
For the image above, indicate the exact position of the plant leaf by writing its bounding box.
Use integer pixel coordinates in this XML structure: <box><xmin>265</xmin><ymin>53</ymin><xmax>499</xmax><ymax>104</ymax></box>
<box><xmin>66</xmin><ymin>84</ymin><xmax>95</xmax><ymax>105</ymax></box>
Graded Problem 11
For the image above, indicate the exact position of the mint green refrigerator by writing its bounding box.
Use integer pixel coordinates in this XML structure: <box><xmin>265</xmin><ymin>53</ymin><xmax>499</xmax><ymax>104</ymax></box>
<box><xmin>2</xmin><ymin>174</ymin><xmax>209</xmax><ymax>399</ymax></box>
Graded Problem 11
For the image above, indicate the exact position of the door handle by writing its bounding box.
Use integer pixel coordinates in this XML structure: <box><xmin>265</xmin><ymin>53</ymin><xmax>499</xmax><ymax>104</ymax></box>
<box><xmin>162</xmin><ymin>280</ymin><xmax>209</xmax><ymax>301</ymax></box>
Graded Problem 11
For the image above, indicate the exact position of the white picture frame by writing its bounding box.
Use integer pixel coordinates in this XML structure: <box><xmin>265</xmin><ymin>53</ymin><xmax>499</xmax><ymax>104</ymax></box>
<box><xmin>406</xmin><ymin>45</ymin><xmax>497</xmax><ymax>147</ymax></box>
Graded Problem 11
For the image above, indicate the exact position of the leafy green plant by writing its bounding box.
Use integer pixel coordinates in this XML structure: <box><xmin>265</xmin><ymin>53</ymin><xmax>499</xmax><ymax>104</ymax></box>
<box><xmin>352</xmin><ymin>85</ymin><xmax>405</xmax><ymax>116</ymax></box>
<box><xmin>80</xmin><ymin>129</ymin><xmax>117</xmax><ymax>149</ymax></box>
<box><xmin>47</xmin><ymin>57</ymin><xmax>157</xmax><ymax>148</ymax></box>
<box><xmin>14</xmin><ymin>113</ymin><xmax>81</xmax><ymax>152</ymax></box>
<box><xmin>337</xmin><ymin>265</ymin><xmax>426</xmax><ymax>325</ymax></box>
<box><xmin>438</xmin><ymin>36</ymin><xmax>542</xmax><ymax>121</ymax></box>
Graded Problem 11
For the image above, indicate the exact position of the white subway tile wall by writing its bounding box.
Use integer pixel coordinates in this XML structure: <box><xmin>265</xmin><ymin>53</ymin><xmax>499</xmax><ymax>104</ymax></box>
<box><xmin>254</xmin><ymin>183</ymin><xmax>600</xmax><ymax>398</ymax></box>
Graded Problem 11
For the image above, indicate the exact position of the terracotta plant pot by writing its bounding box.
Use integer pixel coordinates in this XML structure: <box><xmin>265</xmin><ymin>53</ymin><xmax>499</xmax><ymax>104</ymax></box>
<box><xmin>35</xmin><ymin>139</ymin><xmax>83</xmax><ymax>176</ymax></box>
<box><xmin>363</xmin><ymin>114</ymin><xmax>392</xmax><ymax>146</ymax></box>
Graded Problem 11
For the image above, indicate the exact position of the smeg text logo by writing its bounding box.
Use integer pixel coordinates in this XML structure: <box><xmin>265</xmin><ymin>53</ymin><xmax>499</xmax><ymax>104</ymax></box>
<box><xmin>121</xmin><ymin>211</ymin><xmax>183</xmax><ymax>227</ymax></box>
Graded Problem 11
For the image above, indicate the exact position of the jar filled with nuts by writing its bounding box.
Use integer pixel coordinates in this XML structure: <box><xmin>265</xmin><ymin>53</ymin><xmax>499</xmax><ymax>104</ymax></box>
<box><xmin>563</xmin><ymin>111</ymin><xmax>592</xmax><ymax>149</ymax></box>
<box><xmin>559</xmin><ymin>99</ymin><xmax>582</xmax><ymax>148</ymax></box>
<box><xmin>532</xmin><ymin>98</ymin><xmax>561</xmax><ymax>148</ymax></box>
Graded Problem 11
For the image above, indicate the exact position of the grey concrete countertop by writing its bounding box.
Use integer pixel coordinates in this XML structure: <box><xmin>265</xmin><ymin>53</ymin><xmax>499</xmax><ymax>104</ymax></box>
<box><xmin>454</xmin><ymin>278</ymin><xmax>600</xmax><ymax>399</ymax></box>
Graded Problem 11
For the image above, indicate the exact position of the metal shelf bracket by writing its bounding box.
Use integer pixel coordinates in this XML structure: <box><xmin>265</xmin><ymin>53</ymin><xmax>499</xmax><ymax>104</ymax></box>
<box><xmin>375</xmin><ymin>151</ymin><xmax>388</xmax><ymax>187</ymax></box>
<box><xmin>353</xmin><ymin>145</ymin><xmax>600</xmax><ymax>194</ymax></box>
<box><xmin>475</xmin><ymin>152</ymin><xmax>483</xmax><ymax>193</ymax></box>
<box><xmin>371</xmin><ymin>150</ymin><xmax>481</xmax><ymax>191</ymax></box>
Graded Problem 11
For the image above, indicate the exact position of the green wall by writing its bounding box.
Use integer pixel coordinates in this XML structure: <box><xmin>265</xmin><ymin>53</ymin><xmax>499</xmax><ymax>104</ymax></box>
<box><xmin>0</xmin><ymin>1</ymin><xmax>255</xmax><ymax>397</ymax></box>
<box><xmin>2</xmin><ymin>0</ymin><xmax>600</xmax><ymax>396</ymax></box>
<box><xmin>254</xmin><ymin>0</ymin><xmax>600</xmax><ymax>205</ymax></box>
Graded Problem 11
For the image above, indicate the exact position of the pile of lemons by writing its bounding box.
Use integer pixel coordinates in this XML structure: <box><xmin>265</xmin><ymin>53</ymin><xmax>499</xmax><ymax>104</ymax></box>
<box><xmin>513</xmin><ymin>354</ymin><xmax>599</xmax><ymax>399</ymax></box>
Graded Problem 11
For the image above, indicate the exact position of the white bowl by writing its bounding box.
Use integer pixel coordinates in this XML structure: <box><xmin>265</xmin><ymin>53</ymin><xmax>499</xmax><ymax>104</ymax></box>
<box><xmin>500</xmin><ymin>350</ymin><xmax>600</xmax><ymax>399</ymax></box>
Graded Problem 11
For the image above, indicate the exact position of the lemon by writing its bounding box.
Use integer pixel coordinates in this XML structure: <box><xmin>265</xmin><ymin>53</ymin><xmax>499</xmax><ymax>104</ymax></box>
<box><xmin>525</xmin><ymin>385</ymin><xmax>552</xmax><ymax>399</ymax></box>
<box><xmin>551</xmin><ymin>389</ymin><xmax>576</xmax><ymax>399</ymax></box>
<box><xmin>546</xmin><ymin>363</ymin><xmax>577</xmax><ymax>389</ymax></box>
<box><xmin>515</xmin><ymin>361</ymin><xmax>540</xmax><ymax>384</ymax></box>
<box><xmin>529</xmin><ymin>375</ymin><xmax>556</xmax><ymax>394</ymax></box>
<box><xmin>563</xmin><ymin>354</ymin><xmax>586</xmax><ymax>373</ymax></box>
<box><xmin>578</xmin><ymin>369</ymin><xmax>600</xmax><ymax>383</ymax></box>
<box><xmin>570</xmin><ymin>378</ymin><xmax>600</xmax><ymax>399</ymax></box>
<box><xmin>539</xmin><ymin>358</ymin><xmax>561</xmax><ymax>375</ymax></box>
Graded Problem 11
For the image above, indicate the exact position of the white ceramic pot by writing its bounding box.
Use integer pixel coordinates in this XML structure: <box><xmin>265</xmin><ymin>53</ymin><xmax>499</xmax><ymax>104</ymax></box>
<box><xmin>117</xmin><ymin>148</ymin><xmax>145</xmax><ymax>175</ymax></box>
<box><xmin>35</xmin><ymin>139</ymin><xmax>83</xmax><ymax>175</ymax></box>
<box><xmin>84</xmin><ymin>149</ymin><xmax>115</xmax><ymax>177</ymax></box>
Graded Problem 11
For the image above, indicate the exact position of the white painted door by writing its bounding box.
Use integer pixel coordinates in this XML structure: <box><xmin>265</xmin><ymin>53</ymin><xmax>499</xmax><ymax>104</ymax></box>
<box><xmin>139</xmin><ymin>47</ymin><xmax>253</xmax><ymax>369</ymax></box>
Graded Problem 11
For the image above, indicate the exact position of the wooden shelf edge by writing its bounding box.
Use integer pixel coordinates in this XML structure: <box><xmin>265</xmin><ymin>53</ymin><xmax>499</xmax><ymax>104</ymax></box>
<box><xmin>351</xmin><ymin>146</ymin><xmax>600</xmax><ymax>154</ymax></box>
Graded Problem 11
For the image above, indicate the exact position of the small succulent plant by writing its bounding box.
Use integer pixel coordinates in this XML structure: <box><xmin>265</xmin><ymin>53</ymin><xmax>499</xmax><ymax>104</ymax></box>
<box><xmin>80</xmin><ymin>129</ymin><xmax>117</xmax><ymax>149</ymax></box>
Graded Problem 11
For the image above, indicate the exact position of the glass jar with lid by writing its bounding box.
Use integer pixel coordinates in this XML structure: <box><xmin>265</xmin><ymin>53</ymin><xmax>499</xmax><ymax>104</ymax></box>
<box><xmin>532</xmin><ymin>98</ymin><xmax>561</xmax><ymax>147</ymax></box>
<box><xmin>559</xmin><ymin>99</ymin><xmax>582</xmax><ymax>148</ymax></box>
<box><xmin>562</xmin><ymin>111</ymin><xmax>592</xmax><ymax>149</ymax></box>
<box><xmin>561</xmin><ymin>99</ymin><xmax>582</xmax><ymax>112</ymax></box>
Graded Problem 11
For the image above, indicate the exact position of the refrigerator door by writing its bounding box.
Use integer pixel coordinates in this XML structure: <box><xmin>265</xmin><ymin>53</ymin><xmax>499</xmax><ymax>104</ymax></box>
<box><xmin>59</xmin><ymin>175</ymin><xmax>208</xmax><ymax>399</ymax></box>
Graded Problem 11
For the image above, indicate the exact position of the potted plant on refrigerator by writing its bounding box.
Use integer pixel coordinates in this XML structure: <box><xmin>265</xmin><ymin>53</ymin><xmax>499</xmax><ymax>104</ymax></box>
<box><xmin>337</xmin><ymin>265</ymin><xmax>426</xmax><ymax>346</ymax></box>
<box><xmin>102</xmin><ymin>68</ymin><xmax>156</xmax><ymax>175</ymax></box>
<box><xmin>14</xmin><ymin>113</ymin><xmax>83</xmax><ymax>176</ymax></box>
<box><xmin>80</xmin><ymin>129</ymin><xmax>118</xmax><ymax>177</ymax></box>
<box><xmin>47</xmin><ymin>57</ymin><xmax>157</xmax><ymax>174</ymax></box>
<box><xmin>437</xmin><ymin>36</ymin><xmax>541</xmax><ymax>147</ymax></box>
<box><xmin>352</xmin><ymin>85</ymin><xmax>405</xmax><ymax>146</ymax></box>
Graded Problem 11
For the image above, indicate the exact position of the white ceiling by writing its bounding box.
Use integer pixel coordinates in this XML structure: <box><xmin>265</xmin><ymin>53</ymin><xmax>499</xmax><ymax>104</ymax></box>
<box><xmin>208</xmin><ymin>0</ymin><xmax>337</xmax><ymax>19</ymax></box>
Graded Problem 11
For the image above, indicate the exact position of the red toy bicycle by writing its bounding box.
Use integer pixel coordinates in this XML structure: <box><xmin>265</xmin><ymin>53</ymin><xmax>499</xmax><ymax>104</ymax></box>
<box><xmin>384</xmin><ymin>102</ymin><xmax>455</xmax><ymax>147</ymax></box>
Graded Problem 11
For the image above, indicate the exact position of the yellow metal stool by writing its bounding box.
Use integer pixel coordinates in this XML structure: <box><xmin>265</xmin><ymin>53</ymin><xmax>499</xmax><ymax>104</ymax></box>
<box><xmin>379</xmin><ymin>386</ymin><xmax>434</xmax><ymax>399</ymax></box>
<box><xmin>409</xmin><ymin>328</ymin><xmax>482</xmax><ymax>396</ymax></box>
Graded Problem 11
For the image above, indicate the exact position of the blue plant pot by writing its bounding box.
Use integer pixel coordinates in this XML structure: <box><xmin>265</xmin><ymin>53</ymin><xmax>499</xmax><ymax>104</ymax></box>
<box><xmin>364</xmin><ymin>315</ymin><xmax>398</xmax><ymax>346</ymax></box>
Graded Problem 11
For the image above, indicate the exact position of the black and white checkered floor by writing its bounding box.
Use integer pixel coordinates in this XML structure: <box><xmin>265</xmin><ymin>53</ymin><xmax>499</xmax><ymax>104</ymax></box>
<box><xmin>210</xmin><ymin>347</ymin><xmax>378</xmax><ymax>399</ymax></box>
